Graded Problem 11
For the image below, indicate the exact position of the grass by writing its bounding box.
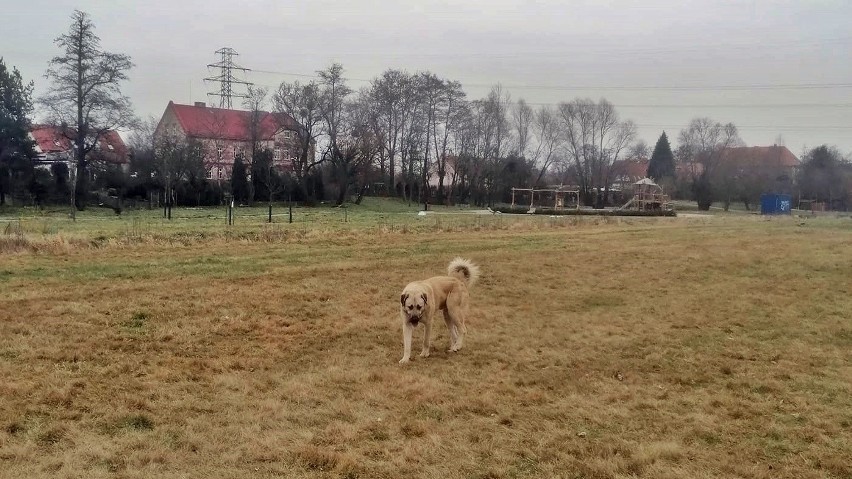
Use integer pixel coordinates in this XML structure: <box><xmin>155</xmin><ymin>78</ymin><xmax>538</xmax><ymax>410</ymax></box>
<box><xmin>1</xmin><ymin>200</ymin><xmax>851</xmax><ymax>478</ymax></box>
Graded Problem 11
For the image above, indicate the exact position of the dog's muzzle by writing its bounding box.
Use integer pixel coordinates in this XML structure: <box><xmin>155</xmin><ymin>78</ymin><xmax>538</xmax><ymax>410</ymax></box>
<box><xmin>407</xmin><ymin>314</ymin><xmax>421</xmax><ymax>325</ymax></box>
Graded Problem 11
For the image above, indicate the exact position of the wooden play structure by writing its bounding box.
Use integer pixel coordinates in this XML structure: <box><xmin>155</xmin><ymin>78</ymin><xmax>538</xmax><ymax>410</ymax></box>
<box><xmin>511</xmin><ymin>186</ymin><xmax>580</xmax><ymax>212</ymax></box>
<box><xmin>619</xmin><ymin>178</ymin><xmax>673</xmax><ymax>212</ymax></box>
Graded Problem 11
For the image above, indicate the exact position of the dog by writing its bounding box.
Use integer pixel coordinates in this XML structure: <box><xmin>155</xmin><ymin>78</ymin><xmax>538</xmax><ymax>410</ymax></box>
<box><xmin>398</xmin><ymin>258</ymin><xmax>480</xmax><ymax>365</ymax></box>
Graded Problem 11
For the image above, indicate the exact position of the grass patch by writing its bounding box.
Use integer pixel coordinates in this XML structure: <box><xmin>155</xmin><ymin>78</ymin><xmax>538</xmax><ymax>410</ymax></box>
<box><xmin>125</xmin><ymin>311</ymin><xmax>149</xmax><ymax>329</ymax></box>
<box><xmin>116</xmin><ymin>414</ymin><xmax>155</xmax><ymax>431</ymax></box>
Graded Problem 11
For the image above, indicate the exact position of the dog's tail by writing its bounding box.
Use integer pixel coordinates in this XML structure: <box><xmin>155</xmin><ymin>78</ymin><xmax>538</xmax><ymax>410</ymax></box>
<box><xmin>448</xmin><ymin>257</ymin><xmax>480</xmax><ymax>288</ymax></box>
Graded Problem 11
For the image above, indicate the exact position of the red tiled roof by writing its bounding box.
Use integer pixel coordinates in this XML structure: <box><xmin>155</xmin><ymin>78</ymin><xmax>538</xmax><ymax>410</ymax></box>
<box><xmin>168</xmin><ymin>102</ymin><xmax>298</xmax><ymax>141</ymax></box>
<box><xmin>721</xmin><ymin>146</ymin><xmax>800</xmax><ymax>168</ymax></box>
<box><xmin>97</xmin><ymin>130</ymin><xmax>129</xmax><ymax>158</ymax></box>
<box><xmin>31</xmin><ymin>125</ymin><xmax>72</xmax><ymax>153</ymax></box>
<box><xmin>30</xmin><ymin>125</ymin><xmax>128</xmax><ymax>162</ymax></box>
<box><xmin>612</xmin><ymin>159</ymin><xmax>649</xmax><ymax>181</ymax></box>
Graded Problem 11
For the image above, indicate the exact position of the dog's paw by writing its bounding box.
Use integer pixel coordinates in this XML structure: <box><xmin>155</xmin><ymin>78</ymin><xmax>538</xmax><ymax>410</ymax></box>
<box><xmin>399</xmin><ymin>358</ymin><xmax>411</xmax><ymax>365</ymax></box>
<box><xmin>419</xmin><ymin>350</ymin><xmax>430</xmax><ymax>358</ymax></box>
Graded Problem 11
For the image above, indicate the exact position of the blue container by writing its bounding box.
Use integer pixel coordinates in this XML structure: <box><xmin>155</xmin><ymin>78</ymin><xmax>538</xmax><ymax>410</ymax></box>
<box><xmin>761</xmin><ymin>194</ymin><xmax>792</xmax><ymax>215</ymax></box>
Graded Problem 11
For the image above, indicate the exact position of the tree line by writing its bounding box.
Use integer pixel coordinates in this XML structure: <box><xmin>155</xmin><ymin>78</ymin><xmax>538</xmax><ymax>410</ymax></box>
<box><xmin>2</xmin><ymin>10</ymin><xmax>851</xmax><ymax>212</ymax></box>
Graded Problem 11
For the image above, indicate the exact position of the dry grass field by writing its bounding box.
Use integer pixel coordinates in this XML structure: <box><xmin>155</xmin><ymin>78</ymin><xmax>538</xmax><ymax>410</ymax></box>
<box><xmin>1</xmin><ymin>210</ymin><xmax>850</xmax><ymax>478</ymax></box>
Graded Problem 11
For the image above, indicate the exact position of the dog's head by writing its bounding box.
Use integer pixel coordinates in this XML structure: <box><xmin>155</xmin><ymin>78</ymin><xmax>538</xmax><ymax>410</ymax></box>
<box><xmin>400</xmin><ymin>290</ymin><xmax>428</xmax><ymax>324</ymax></box>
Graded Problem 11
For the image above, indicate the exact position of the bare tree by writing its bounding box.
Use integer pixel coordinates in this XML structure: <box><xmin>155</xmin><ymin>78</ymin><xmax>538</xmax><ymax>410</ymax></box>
<box><xmin>528</xmin><ymin>105</ymin><xmax>562</xmax><ymax>187</ymax></box>
<box><xmin>432</xmin><ymin>80</ymin><xmax>466</xmax><ymax>204</ymax></box>
<box><xmin>798</xmin><ymin>145</ymin><xmax>850</xmax><ymax>210</ymax></box>
<box><xmin>242</xmin><ymin>85</ymin><xmax>269</xmax><ymax>204</ymax></box>
<box><xmin>40</xmin><ymin>10</ymin><xmax>137</xmax><ymax>210</ymax></box>
<box><xmin>339</xmin><ymin>94</ymin><xmax>382</xmax><ymax>205</ymax></box>
<box><xmin>242</xmin><ymin>86</ymin><xmax>268</xmax><ymax>160</ymax></box>
<box><xmin>627</xmin><ymin>140</ymin><xmax>650</xmax><ymax>161</ymax></box>
<box><xmin>677</xmin><ymin>117</ymin><xmax>743</xmax><ymax>210</ymax></box>
<box><xmin>557</xmin><ymin>98</ymin><xmax>635</xmax><ymax>206</ymax></box>
<box><xmin>512</xmin><ymin>99</ymin><xmax>534</xmax><ymax>157</ymax></box>
<box><xmin>127</xmin><ymin>116</ymin><xmax>158</xmax><ymax>186</ymax></box>
<box><xmin>368</xmin><ymin>69</ymin><xmax>412</xmax><ymax>195</ymax></box>
<box><xmin>274</xmin><ymin>79</ymin><xmax>323</xmax><ymax>204</ymax></box>
<box><xmin>317</xmin><ymin>63</ymin><xmax>354</xmax><ymax>205</ymax></box>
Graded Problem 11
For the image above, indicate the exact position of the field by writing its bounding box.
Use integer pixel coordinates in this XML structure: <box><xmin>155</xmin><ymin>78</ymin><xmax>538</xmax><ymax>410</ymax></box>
<box><xmin>1</xmin><ymin>200</ymin><xmax>850</xmax><ymax>478</ymax></box>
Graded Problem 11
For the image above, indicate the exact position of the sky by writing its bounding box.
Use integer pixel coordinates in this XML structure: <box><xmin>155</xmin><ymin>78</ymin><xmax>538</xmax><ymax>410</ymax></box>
<box><xmin>3</xmin><ymin>0</ymin><xmax>851</xmax><ymax>156</ymax></box>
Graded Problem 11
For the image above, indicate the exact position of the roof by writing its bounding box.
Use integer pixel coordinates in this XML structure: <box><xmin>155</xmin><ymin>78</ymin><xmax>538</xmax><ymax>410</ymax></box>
<box><xmin>30</xmin><ymin>125</ymin><xmax>72</xmax><ymax>154</ymax></box>
<box><xmin>634</xmin><ymin>177</ymin><xmax>657</xmax><ymax>186</ymax></box>
<box><xmin>167</xmin><ymin>101</ymin><xmax>298</xmax><ymax>141</ymax></box>
<box><xmin>721</xmin><ymin>146</ymin><xmax>800</xmax><ymax>169</ymax></box>
<box><xmin>611</xmin><ymin>159</ymin><xmax>649</xmax><ymax>181</ymax></box>
<box><xmin>30</xmin><ymin>125</ymin><xmax>129</xmax><ymax>163</ymax></box>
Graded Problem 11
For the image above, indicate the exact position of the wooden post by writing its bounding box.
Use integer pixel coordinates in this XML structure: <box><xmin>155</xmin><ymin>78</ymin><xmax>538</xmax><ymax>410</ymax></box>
<box><xmin>511</xmin><ymin>188</ymin><xmax>515</xmax><ymax>207</ymax></box>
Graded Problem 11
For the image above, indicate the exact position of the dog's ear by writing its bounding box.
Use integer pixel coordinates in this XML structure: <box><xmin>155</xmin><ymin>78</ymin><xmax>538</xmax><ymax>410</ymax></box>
<box><xmin>400</xmin><ymin>293</ymin><xmax>408</xmax><ymax>306</ymax></box>
<box><xmin>421</xmin><ymin>293</ymin><xmax>427</xmax><ymax>305</ymax></box>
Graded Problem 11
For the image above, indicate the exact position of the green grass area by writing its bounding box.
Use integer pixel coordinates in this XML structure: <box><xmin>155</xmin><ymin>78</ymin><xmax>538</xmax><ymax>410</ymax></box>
<box><xmin>0</xmin><ymin>197</ymin><xmax>479</xmax><ymax>237</ymax></box>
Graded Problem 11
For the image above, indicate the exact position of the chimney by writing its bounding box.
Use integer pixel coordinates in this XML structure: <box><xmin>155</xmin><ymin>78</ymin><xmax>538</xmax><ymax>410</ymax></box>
<box><xmin>194</xmin><ymin>101</ymin><xmax>206</xmax><ymax>108</ymax></box>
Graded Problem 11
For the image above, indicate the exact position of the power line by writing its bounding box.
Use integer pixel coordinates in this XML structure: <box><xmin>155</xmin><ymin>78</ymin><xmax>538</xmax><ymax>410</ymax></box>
<box><xmin>245</xmin><ymin>36</ymin><xmax>852</xmax><ymax>59</ymax></box>
<box><xmin>523</xmin><ymin>102</ymin><xmax>852</xmax><ymax>109</ymax></box>
<box><xmin>638</xmin><ymin>124</ymin><xmax>851</xmax><ymax>132</ymax></box>
<box><xmin>248</xmin><ymin>69</ymin><xmax>852</xmax><ymax>92</ymax></box>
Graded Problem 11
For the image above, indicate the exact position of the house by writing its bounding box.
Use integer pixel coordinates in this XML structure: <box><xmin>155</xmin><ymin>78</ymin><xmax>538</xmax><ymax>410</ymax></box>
<box><xmin>153</xmin><ymin>101</ymin><xmax>304</xmax><ymax>181</ymax></box>
<box><xmin>719</xmin><ymin>145</ymin><xmax>800</xmax><ymax>184</ymax></box>
<box><xmin>29</xmin><ymin>124</ymin><xmax>129</xmax><ymax>172</ymax></box>
<box><xmin>610</xmin><ymin>158</ymin><xmax>649</xmax><ymax>190</ymax></box>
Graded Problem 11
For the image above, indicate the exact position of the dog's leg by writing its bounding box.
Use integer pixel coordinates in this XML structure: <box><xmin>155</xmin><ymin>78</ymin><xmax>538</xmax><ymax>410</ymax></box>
<box><xmin>452</xmin><ymin>321</ymin><xmax>465</xmax><ymax>351</ymax></box>
<box><xmin>400</xmin><ymin>317</ymin><xmax>414</xmax><ymax>365</ymax></box>
<box><xmin>446</xmin><ymin>304</ymin><xmax>466</xmax><ymax>352</ymax></box>
<box><xmin>419</xmin><ymin>315</ymin><xmax>432</xmax><ymax>358</ymax></box>
<box><xmin>443</xmin><ymin>310</ymin><xmax>457</xmax><ymax>351</ymax></box>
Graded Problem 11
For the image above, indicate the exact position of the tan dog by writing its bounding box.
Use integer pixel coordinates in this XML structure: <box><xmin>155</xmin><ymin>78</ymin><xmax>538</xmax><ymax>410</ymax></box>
<box><xmin>399</xmin><ymin>258</ymin><xmax>480</xmax><ymax>364</ymax></box>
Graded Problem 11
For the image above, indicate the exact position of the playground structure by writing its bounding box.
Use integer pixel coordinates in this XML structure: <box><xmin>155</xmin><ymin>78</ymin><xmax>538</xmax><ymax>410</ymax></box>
<box><xmin>619</xmin><ymin>178</ymin><xmax>674</xmax><ymax>212</ymax></box>
<box><xmin>511</xmin><ymin>186</ymin><xmax>581</xmax><ymax>212</ymax></box>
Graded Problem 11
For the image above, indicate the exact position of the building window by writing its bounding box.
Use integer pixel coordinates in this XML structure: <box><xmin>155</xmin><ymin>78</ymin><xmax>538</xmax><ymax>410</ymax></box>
<box><xmin>107</xmin><ymin>144</ymin><xmax>115</xmax><ymax>151</ymax></box>
<box><xmin>207</xmin><ymin>168</ymin><xmax>215</xmax><ymax>180</ymax></box>
<box><xmin>274</xmin><ymin>148</ymin><xmax>280</xmax><ymax>160</ymax></box>
<box><xmin>217</xmin><ymin>146</ymin><xmax>223</xmax><ymax>159</ymax></box>
<box><xmin>283</xmin><ymin>130</ymin><xmax>293</xmax><ymax>140</ymax></box>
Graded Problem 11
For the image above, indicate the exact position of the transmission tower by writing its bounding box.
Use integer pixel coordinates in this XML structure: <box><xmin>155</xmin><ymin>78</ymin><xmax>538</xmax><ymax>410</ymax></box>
<box><xmin>204</xmin><ymin>47</ymin><xmax>253</xmax><ymax>109</ymax></box>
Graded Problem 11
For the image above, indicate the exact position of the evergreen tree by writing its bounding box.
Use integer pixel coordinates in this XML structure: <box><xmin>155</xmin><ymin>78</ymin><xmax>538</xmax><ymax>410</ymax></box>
<box><xmin>230</xmin><ymin>155</ymin><xmax>250</xmax><ymax>204</ymax></box>
<box><xmin>0</xmin><ymin>58</ymin><xmax>37</xmax><ymax>205</ymax></box>
<box><xmin>647</xmin><ymin>131</ymin><xmax>675</xmax><ymax>181</ymax></box>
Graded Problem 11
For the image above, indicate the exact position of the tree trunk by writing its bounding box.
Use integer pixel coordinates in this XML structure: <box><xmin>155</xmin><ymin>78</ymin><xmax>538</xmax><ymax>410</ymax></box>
<box><xmin>693</xmin><ymin>175</ymin><xmax>713</xmax><ymax>211</ymax></box>
<box><xmin>335</xmin><ymin>163</ymin><xmax>348</xmax><ymax>206</ymax></box>
<box><xmin>75</xmin><ymin>160</ymin><xmax>87</xmax><ymax>210</ymax></box>
<box><xmin>354</xmin><ymin>183</ymin><xmax>368</xmax><ymax>205</ymax></box>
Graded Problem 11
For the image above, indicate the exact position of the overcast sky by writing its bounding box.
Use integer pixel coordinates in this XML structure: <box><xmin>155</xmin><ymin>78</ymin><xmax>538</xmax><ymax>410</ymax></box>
<box><xmin>4</xmin><ymin>0</ymin><xmax>851</xmax><ymax>155</ymax></box>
